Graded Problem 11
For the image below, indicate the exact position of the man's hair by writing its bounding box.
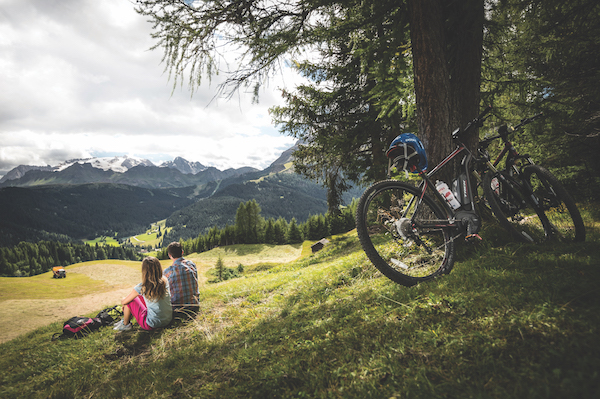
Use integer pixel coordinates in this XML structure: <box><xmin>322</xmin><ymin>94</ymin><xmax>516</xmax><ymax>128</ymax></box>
<box><xmin>167</xmin><ymin>241</ymin><xmax>183</xmax><ymax>258</ymax></box>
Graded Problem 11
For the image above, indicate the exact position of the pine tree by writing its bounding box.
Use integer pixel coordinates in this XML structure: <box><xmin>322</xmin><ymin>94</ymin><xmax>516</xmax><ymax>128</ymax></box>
<box><xmin>274</xmin><ymin>218</ymin><xmax>288</xmax><ymax>245</ymax></box>
<box><xmin>136</xmin><ymin>0</ymin><xmax>486</xmax><ymax>185</ymax></box>
<box><xmin>235</xmin><ymin>200</ymin><xmax>264</xmax><ymax>244</ymax></box>
<box><xmin>264</xmin><ymin>219</ymin><xmax>276</xmax><ymax>245</ymax></box>
<box><xmin>286</xmin><ymin>218</ymin><xmax>303</xmax><ymax>244</ymax></box>
<box><xmin>483</xmin><ymin>0</ymin><xmax>600</xmax><ymax>197</ymax></box>
<box><xmin>216</xmin><ymin>255</ymin><xmax>225</xmax><ymax>282</ymax></box>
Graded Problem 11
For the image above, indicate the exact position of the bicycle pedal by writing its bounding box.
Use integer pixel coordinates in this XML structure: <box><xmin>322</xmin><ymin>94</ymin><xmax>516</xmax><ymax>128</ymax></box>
<box><xmin>465</xmin><ymin>234</ymin><xmax>482</xmax><ymax>243</ymax></box>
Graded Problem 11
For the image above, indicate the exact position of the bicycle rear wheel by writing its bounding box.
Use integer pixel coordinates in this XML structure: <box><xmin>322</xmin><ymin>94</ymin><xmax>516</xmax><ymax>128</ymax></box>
<box><xmin>522</xmin><ymin>165</ymin><xmax>585</xmax><ymax>242</ymax></box>
<box><xmin>355</xmin><ymin>180</ymin><xmax>455</xmax><ymax>287</ymax></box>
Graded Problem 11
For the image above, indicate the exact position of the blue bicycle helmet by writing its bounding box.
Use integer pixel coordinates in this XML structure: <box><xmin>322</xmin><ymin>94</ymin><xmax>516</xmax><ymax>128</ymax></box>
<box><xmin>386</xmin><ymin>133</ymin><xmax>428</xmax><ymax>173</ymax></box>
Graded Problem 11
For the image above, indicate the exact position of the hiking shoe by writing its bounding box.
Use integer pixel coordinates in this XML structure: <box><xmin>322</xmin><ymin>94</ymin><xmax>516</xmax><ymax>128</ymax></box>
<box><xmin>113</xmin><ymin>320</ymin><xmax>132</xmax><ymax>331</ymax></box>
<box><xmin>114</xmin><ymin>321</ymin><xmax>132</xmax><ymax>331</ymax></box>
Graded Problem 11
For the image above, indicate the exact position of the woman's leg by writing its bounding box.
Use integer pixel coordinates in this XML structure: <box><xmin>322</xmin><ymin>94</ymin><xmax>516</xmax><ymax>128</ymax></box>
<box><xmin>123</xmin><ymin>304</ymin><xmax>132</xmax><ymax>325</ymax></box>
<box><xmin>126</xmin><ymin>296</ymin><xmax>152</xmax><ymax>330</ymax></box>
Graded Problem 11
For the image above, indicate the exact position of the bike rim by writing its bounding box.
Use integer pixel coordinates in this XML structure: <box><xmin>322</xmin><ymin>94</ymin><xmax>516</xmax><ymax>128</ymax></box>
<box><xmin>362</xmin><ymin>184</ymin><xmax>451</xmax><ymax>279</ymax></box>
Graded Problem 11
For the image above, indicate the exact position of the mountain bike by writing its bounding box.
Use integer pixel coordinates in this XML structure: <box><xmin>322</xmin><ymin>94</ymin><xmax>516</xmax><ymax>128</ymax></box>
<box><xmin>478</xmin><ymin>114</ymin><xmax>585</xmax><ymax>243</ymax></box>
<box><xmin>355</xmin><ymin>106</ymin><xmax>494</xmax><ymax>287</ymax></box>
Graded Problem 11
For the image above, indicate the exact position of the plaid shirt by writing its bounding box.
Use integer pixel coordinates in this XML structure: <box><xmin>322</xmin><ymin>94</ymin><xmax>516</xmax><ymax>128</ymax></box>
<box><xmin>163</xmin><ymin>257</ymin><xmax>199</xmax><ymax>307</ymax></box>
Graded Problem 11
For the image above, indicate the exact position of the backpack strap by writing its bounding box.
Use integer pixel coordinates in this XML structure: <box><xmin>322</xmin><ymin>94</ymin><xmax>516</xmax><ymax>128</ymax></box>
<box><xmin>51</xmin><ymin>332</ymin><xmax>65</xmax><ymax>341</ymax></box>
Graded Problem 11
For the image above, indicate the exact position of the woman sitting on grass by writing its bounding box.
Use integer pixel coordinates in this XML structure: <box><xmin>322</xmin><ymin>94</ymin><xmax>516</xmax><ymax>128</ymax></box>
<box><xmin>113</xmin><ymin>256</ymin><xmax>173</xmax><ymax>331</ymax></box>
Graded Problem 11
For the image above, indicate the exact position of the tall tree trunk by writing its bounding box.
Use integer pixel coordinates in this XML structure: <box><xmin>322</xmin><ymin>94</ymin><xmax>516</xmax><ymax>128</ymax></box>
<box><xmin>408</xmin><ymin>0</ymin><xmax>452</xmax><ymax>174</ymax></box>
<box><xmin>408</xmin><ymin>0</ymin><xmax>485</xmax><ymax>179</ymax></box>
<box><xmin>446</xmin><ymin>0</ymin><xmax>485</xmax><ymax>151</ymax></box>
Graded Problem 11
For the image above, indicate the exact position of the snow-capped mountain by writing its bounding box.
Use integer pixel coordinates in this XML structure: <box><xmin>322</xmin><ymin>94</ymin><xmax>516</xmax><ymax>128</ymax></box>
<box><xmin>55</xmin><ymin>156</ymin><xmax>155</xmax><ymax>173</ymax></box>
<box><xmin>0</xmin><ymin>164</ymin><xmax>54</xmax><ymax>183</ymax></box>
<box><xmin>0</xmin><ymin>156</ymin><xmax>210</xmax><ymax>185</ymax></box>
<box><xmin>0</xmin><ymin>154</ymin><xmax>259</xmax><ymax>188</ymax></box>
<box><xmin>160</xmin><ymin>157</ymin><xmax>207</xmax><ymax>175</ymax></box>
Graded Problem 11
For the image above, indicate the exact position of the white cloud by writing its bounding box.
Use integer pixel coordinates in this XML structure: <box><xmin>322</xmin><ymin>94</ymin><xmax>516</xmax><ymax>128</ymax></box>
<box><xmin>0</xmin><ymin>0</ymin><xmax>302</xmax><ymax>176</ymax></box>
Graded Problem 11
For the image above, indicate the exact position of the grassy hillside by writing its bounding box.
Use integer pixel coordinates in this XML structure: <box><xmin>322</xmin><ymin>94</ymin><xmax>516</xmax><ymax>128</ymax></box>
<box><xmin>1</xmin><ymin>214</ymin><xmax>599</xmax><ymax>398</ymax></box>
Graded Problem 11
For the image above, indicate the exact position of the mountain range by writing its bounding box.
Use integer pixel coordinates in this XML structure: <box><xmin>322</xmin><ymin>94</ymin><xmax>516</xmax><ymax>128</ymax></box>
<box><xmin>0</xmin><ymin>155</ymin><xmax>253</xmax><ymax>189</ymax></box>
<box><xmin>0</xmin><ymin>143</ymin><xmax>363</xmax><ymax>247</ymax></box>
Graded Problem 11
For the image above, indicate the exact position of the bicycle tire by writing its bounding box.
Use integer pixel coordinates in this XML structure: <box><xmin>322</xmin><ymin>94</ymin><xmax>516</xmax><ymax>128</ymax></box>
<box><xmin>355</xmin><ymin>180</ymin><xmax>455</xmax><ymax>286</ymax></box>
<box><xmin>521</xmin><ymin>165</ymin><xmax>585</xmax><ymax>242</ymax></box>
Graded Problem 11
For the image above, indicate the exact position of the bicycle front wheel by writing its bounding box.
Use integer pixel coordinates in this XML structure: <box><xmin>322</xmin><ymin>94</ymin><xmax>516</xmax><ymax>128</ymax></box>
<box><xmin>522</xmin><ymin>165</ymin><xmax>585</xmax><ymax>242</ymax></box>
<box><xmin>355</xmin><ymin>180</ymin><xmax>455</xmax><ymax>287</ymax></box>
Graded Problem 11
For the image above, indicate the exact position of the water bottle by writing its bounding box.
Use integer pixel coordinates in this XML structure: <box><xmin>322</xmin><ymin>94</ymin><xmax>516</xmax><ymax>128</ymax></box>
<box><xmin>436</xmin><ymin>180</ymin><xmax>461</xmax><ymax>210</ymax></box>
<box><xmin>490</xmin><ymin>176</ymin><xmax>500</xmax><ymax>195</ymax></box>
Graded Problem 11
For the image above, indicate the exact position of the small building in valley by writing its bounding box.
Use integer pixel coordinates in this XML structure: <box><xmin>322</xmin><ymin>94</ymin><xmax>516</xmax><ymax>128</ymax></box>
<box><xmin>311</xmin><ymin>238</ymin><xmax>330</xmax><ymax>253</ymax></box>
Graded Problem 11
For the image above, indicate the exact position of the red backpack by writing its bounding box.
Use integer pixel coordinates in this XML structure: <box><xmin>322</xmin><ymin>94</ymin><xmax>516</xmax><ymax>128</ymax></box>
<box><xmin>51</xmin><ymin>306</ymin><xmax>122</xmax><ymax>340</ymax></box>
<box><xmin>52</xmin><ymin>316</ymin><xmax>103</xmax><ymax>340</ymax></box>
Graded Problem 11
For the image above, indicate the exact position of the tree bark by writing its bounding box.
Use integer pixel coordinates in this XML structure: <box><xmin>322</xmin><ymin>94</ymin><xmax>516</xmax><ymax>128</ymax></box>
<box><xmin>408</xmin><ymin>0</ymin><xmax>452</xmax><ymax>173</ymax></box>
<box><xmin>408</xmin><ymin>0</ymin><xmax>484</xmax><ymax>178</ymax></box>
<box><xmin>446</xmin><ymin>0</ymin><xmax>485</xmax><ymax>151</ymax></box>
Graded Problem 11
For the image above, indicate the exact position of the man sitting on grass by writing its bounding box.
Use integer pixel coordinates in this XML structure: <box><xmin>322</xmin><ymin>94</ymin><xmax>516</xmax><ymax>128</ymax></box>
<box><xmin>163</xmin><ymin>241</ymin><xmax>199</xmax><ymax>318</ymax></box>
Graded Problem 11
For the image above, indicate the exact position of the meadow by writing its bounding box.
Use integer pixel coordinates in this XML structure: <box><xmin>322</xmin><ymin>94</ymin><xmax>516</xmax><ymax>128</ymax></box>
<box><xmin>85</xmin><ymin>219</ymin><xmax>173</xmax><ymax>249</ymax></box>
<box><xmin>0</xmin><ymin>209</ymin><xmax>599</xmax><ymax>398</ymax></box>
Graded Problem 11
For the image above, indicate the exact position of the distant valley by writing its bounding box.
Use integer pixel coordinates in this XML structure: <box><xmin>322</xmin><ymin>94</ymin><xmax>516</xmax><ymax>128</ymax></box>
<box><xmin>0</xmin><ymin>144</ymin><xmax>363</xmax><ymax>247</ymax></box>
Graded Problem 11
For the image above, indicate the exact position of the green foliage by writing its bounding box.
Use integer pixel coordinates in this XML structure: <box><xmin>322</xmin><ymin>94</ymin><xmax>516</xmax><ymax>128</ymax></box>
<box><xmin>157</xmin><ymin>195</ymin><xmax>357</xmax><ymax>260</ymax></box>
<box><xmin>215</xmin><ymin>255</ymin><xmax>224</xmax><ymax>281</ymax></box>
<box><xmin>285</xmin><ymin>218</ymin><xmax>304</xmax><ymax>244</ymax></box>
<box><xmin>483</xmin><ymin>0</ymin><xmax>600</xmax><ymax>199</ymax></box>
<box><xmin>271</xmin><ymin>0</ymin><xmax>415</xmax><ymax>189</ymax></box>
<box><xmin>138</xmin><ymin>0</ymin><xmax>599</xmax><ymax>204</ymax></box>
<box><xmin>208</xmin><ymin>255</ymin><xmax>243</xmax><ymax>283</ymax></box>
<box><xmin>235</xmin><ymin>200</ymin><xmax>263</xmax><ymax>244</ymax></box>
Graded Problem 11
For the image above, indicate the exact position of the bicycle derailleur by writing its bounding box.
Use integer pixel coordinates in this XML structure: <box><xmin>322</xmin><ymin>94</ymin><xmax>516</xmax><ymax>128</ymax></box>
<box><xmin>394</xmin><ymin>218</ymin><xmax>415</xmax><ymax>240</ymax></box>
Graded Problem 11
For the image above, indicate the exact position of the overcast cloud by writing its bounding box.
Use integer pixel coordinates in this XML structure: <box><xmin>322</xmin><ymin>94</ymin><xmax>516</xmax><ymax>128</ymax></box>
<box><xmin>0</xmin><ymin>0</ymin><xmax>301</xmax><ymax>178</ymax></box>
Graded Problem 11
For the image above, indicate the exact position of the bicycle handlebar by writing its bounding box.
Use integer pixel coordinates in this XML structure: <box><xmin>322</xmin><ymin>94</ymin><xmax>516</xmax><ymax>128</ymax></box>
<box><xmin>513</xmin><ymin>112</ymin><xmax>543</xmax><ymax>131</ymax></box>
<box><xmin>478</xmin><ymin>111</ymin><xmax>544</xmax><ymax>148</ymax></box>
<box><xmin>452</xmin><ymin>105</ymin><xmax>492</xmax><ymax>140</ymax></box>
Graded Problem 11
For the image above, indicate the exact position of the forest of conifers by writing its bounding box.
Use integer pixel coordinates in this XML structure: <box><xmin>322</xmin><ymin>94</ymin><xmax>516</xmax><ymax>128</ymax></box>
<box><xmin>0</xmin><ymin>241</ymin><xmax>140</xmax><ymax>277</ymax></box>
<box><xmin>0</xmin><ymin>199</ymin><xmax>356</xmax><ymax>277</ymax></box>
<box><xmin>156</xmin><ymin>199</ymin><xmax>357</xmax><ymax>260</ymax></box>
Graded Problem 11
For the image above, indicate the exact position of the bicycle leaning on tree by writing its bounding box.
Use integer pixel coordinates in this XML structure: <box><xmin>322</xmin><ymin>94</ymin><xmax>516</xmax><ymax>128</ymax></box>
<box><xmin>478</xmin><ymin>113</ymin><xmax>585</xmax><ymax>244</ymax></box>
<box><xmin>355</xmin><ymin>106</ymin><xmax>495</xmax><ymax>287</ymax></box>
<box><xmin>355</xmin><ymin>106</ymin><xmax>585</xmax><ymax>287</ymax></box>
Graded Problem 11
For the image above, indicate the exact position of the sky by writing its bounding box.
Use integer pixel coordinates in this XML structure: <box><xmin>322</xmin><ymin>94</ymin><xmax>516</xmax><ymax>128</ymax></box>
<box><xmin>0</xmin><ymin>0</ymin><xmax>303</xmax><ymax>178</ymax></box>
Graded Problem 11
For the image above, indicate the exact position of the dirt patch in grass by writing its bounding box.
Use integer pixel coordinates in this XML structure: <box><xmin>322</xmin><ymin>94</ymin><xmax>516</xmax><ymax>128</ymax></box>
<box><xmin>0</xmin><ymin>288</ymin><xmax>131</xmax><ymax>343</ymax></box>
<box><xmin>69</xmin><ymin>262</ymin><xmax>141</xmax><ymax>287</ymax></box>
